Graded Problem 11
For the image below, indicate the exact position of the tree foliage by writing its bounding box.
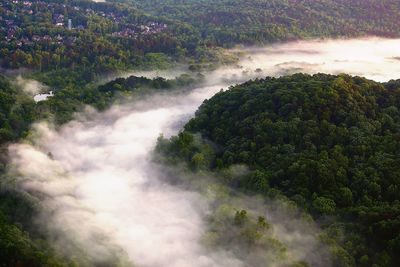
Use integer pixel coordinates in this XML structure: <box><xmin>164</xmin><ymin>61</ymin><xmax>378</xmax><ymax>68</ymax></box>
<box><xmin>133</xmin><ymin>0</ymin><xmax>400</xmax><ymax>47</ymax></box>
<box><xmin>157</xmin><ymin>74</ymin><xmax>400</xmax><ymax>266</ymax></box>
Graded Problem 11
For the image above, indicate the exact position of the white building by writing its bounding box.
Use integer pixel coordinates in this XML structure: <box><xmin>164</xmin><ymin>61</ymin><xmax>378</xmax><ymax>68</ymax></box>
<box><xmin>34</xmin><ymin>91</ymin><xmax>54</xmax><ymax>102</ymax></box>
<box><xmin>68</xmin><ymin>19</ymin><xmax>72</xmax><ymax>30</ymax></box>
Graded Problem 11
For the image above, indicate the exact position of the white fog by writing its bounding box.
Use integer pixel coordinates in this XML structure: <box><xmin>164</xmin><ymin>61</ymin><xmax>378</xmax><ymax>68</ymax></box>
<box><xmin>8</xmin><ymin>37</ymin><xmax>400</xmax><ymax>266</ymax></box>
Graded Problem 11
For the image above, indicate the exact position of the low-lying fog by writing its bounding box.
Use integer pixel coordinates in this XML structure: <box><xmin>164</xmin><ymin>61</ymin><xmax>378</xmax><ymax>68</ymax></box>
<box><xmin>9</xmin><ymin>38</ymin><xmax>400</xmax><ymax>266</ymax></box>
<box><xmin>226</xmin><ymin>37</ymin><xmax>400</xmax><ymax>83</ymax></box>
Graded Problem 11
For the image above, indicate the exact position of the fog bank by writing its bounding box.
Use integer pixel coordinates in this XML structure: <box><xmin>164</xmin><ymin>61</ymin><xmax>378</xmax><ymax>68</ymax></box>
<box><xmin>8</xmin><ymin>37</ymin><xmax>400</xmax><ymax>266</ymax></box>
<box><xmin>9</xmin><ymin>88</ymin><xmax>331</xmax><ymax>266</ymax></box>
<box><xmin>10</xmin><ymin>87</ymin><xmax>248</xmax><ymax>267</ymax></box>
<box><xmin>15</xmin><ymin>75</ymin><xmax>49</xmax><ymax>96</ymax></box>
<box><xmin>222</xmin><ymin>37</ymin><xmax>400</xmax><ymax>83</ymax></box>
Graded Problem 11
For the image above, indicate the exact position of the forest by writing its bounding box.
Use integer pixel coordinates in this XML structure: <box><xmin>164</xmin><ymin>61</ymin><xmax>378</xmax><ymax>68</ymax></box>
<box><xmin>1</xmin><ymin>0</ymin><xmax>400</xmax><ymax>266</ymax></box>
<box><xmin>131</xmin><ymin>0</ymin><xmax>400</xmax><ymax>46</ymax></box>
<box><xmin>3</xmin><ymin>0</ymin><xmax>400</xmax><ymax>84</ymax></box>
<box><xmin>0</xmin><ymin>0</ymin><xmax>201</xmax><ymax>84</ymax></box>
<box><xmin>157</xmin><ymin>74</ymin><xmax>400</xmax><ymax>267</ymax></box>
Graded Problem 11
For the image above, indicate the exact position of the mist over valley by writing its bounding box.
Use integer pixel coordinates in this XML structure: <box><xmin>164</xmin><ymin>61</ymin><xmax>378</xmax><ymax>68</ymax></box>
<box><xmin>4</xmin><ymin>37</ymin><xmax>400</xmax><ymax>266</ymax></box>
<box><xmin>1</xmin><ymin>1</ymin><xmax>400</xmax><ymax>266</ymax></box>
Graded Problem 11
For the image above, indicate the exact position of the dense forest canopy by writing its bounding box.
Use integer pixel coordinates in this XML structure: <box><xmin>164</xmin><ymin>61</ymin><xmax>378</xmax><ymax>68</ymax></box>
<box><xmin>0</xmin><ymin>0</ymin><xmax>201</xmax><ymax>82</ymax></box>
<box><xmin>157</xmin><ymin>74</ymin><xmax>400</xmax><ymax>267</ymax></box>
<box><xmin>131</xmin><ymin>0</ymin><xmax>400</xmax><ymax>46</ymax></box>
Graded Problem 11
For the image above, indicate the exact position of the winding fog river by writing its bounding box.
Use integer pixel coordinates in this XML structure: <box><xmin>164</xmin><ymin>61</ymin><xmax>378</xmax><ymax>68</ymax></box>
<box><xmin>9</xmin><ymin>38</ymin><xmax>400</xmax><ymax>266</ymax></box>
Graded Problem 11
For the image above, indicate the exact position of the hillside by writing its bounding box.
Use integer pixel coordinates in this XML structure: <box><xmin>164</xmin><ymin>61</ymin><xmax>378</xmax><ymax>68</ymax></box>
<box><xmin>4</xmin><ymin>0</ymin><xmax>400</xmax><ymax>82</ymax></box>
<box><xmin>0</xmin><ymin>75</ymin><xmax>71</xmax><ymax>266</ymax></box>
<box><xmin>0</xmin><ymin>0</ymin><xmax>200</xmax><ymax>84</ymax></box>
<box><xmin>132</xmin><ymin>0</ymin><xmax>400</xmax><ymax>46</ymax></box>
<box><xmin>157</xmin><ymin>74</ymin><xmax>400</xmax><ymax>266</ymax></box>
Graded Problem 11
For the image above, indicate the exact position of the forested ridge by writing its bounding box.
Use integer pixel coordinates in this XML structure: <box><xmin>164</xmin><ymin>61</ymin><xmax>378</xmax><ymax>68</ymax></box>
<box><xmin>132</xmin><ymin>0</ymin><xmax>400</xmax><ymax>46</ymax></box>
<box><xmin>4</xmin><ymin>0</ymin><xmax>400</xmax><ymax>83</ymax></box>
<box><xmin>157</xmin><ymin>74</ymin><xmax>400</xmax><ymax>267</ymax></box>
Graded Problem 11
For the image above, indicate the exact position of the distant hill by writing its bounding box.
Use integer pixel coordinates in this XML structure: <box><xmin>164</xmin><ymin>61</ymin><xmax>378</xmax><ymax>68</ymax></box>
<box><xmin>4</xmin><ymin>0</ymin><xmax>400</xmax><ymax>81</ymax></box>
<box><xmin>132</xmin><ymin>0</ymin><xmax>400</xmax><ymax>46</ymax></box>
<box><xmin>0</xmin><ymin>0</ymin><xmax>197</xmax><ymax>74</ymax></box>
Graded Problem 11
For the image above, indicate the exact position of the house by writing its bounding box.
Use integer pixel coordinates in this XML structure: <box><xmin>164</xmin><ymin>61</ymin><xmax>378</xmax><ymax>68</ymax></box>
<box><xmin>53</xmin><ymin>13</ymin><xmax>64</xmax><ymax>24</ymax></box>
<box><xmin>32</xmin><ymin>35</ymin><xmax>40</xmax><ymax>42</ymax></box>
